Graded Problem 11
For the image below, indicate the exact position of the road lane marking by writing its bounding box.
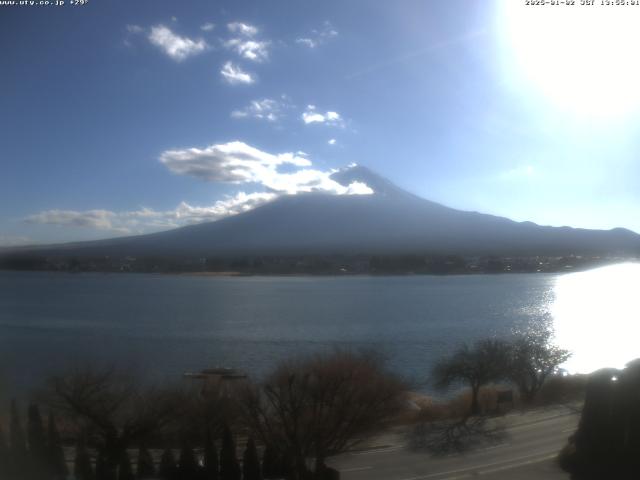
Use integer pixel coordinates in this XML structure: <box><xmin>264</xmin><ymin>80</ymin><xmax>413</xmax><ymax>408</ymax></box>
<box><xmin>396</xmin><ymin>449</ymin><xmax>559</xmax><ymax>480</ymax></box>
<box><xmin>506</xmin><ymin>413</ymin><xmax>578</xmax><ymax>432</ymax></box>
<box><xmin>475</xmin><ymin>442</ymin><xmax>510</xmax><ymax>452</ymax></box>
<box><xmin>343</xmin><ymin>411</ymin><xmax>577</xmax><ymax>457</ymax></box>
<box><xmin>499</xmin><ymin>412</ymin><xmax>579</xmax><ymax>430</ymax></box>
<box><xmin>443</xmin><ymin>443</ymin><xmax>510</xmax><ymax>458</ymax></box>
<box><xmin>477</xmin><ymin>453</ymin><xmax>556</xmax><ymax>476</ymax></box>
<box><xmin>350</xmin><ymin>445</ymin><xmax>405</xmax><ymax>456</ymax></box>
<box><xmin>341</xmin><ymin>466</ymin><xmax>373</xmax><ymax>472</ymax></box>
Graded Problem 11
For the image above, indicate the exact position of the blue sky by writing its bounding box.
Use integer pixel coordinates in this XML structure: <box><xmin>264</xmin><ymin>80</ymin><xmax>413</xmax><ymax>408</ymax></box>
<box><xmin>2</xmin><ymin>0</ymin><xmax>640</xmax><ymax>246</ymax></box>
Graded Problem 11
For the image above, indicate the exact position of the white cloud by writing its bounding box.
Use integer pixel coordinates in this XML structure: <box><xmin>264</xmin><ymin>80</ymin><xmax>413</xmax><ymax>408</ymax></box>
<box><xmin>159</xmin><ymin>141</ymin><xmax>373</xmax><ymax>196</ymax></box>
<box><xmin>231</xmin><ymin>98</ymin><xmax>290</xmax><ymax>122</ymax></box>
<box><xmin>296</xmin><ymin>38</ymin><xmax>317</xmax><ymax>48</ymax></box>
<box><xmin>220</xmin><ymin>61</ymin><xmax>255</xmax><ymax>85</ymax></box>
<box><xmin>296</xmin><ymin>21</ymin><xmax>338</xmax><ymax>48</ymax></box>
<box><xmin>159</xmin><ymin>141</ymin><xmax>311</xmax><ymax>184</ymax></box>
<box><xmin>302</xmin><ymin>112</ymin><xmax>325</xmax><ymax>124</ymax></box>
<box><xmin>25</xmin><ymin>143</ymin><xmax>374</xmax><ymax>236</ymax></box>
<box><xmin>124</xmin><ymin>24</ymin><xmax>144</xmax><ymax>47</ymax></box>
<box><xmin>301</xmin><ymin>105</ymin><xmax>344</xmax><ymax>127</ymax></box>
<box><xmin>328</xmin><ymin>138</ymin><xmax>337</xmax><ymax>145</ymax></box>
<box><xmin>0</xmin><ymin>235</ymin><xmax>33</xmax><ymax>247</ymax></box>
<box><xmin>344</xmin><ymin>181</ymin><xmax>374</xmax><ymax>195</ymax></box>
<box><xmin>227</xmin><ymin>22</ymin><xmax>258</xmax><ymax>37</ymax></box>
<box><xmin>200</xmin><ymin>22</ymin><xmax>215</xmax><ymax>32</ymax></box>
<box><xmin>148</xmin><ymin>25</ymin><xmax>208</xmax><ymax>61</ymax></box>
<box><xmin>24</xmin><ymin>193</ymin><xmax>279</xmax><ymax>235</ymax></box>
<box><xmin>170</xmin><ymin>192</ymin><xmax>277</xmax><ymax>220</ymax></box>
<box><xmin>126</xmin><ymin>24</ymin><xmax>144</xmax><ymax>34</ymax></box>
<box><xmin>224</xmin><ymin>21</ymin><xmax>269</xmax><ymax>62</ymax></box>
<box><xmin>123</xmin><ymin>192</ymin><xmax>278</xmax><ymax>228</ymax></box>
<box><xmin>224</xmin><ymin>38</ymin><xmax>269</xmax><ymax>62</ymax></box>
<box><xmin>25</xmin><ymin>210</ymin><xmax>124</xmax><ymax>232</ymax></box>
<box><xmin>25</xmin><ymin>180</ymin><xmax>370</xmax><ymax>235</ymax></box>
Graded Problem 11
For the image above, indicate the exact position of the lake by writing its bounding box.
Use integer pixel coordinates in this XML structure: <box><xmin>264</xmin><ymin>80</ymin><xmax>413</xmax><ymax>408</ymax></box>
<box><xmin>1</xmin><ymin>263</ymin><xmax>638</xmax><ymax>396</ymax></box>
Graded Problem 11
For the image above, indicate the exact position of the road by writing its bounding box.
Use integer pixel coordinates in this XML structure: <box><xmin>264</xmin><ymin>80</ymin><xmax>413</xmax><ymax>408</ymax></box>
<box><xmin>330</xmin><ymin>405</ymin><xmax>580</xmax><ymax>480</ymax></box>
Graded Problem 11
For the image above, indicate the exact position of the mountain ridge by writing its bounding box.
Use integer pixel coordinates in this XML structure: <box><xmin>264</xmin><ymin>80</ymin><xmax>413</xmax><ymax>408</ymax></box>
<box><xmin>3</xmin><ymin>165</ymin><xmax>640</xmax><ymax>259</ymax></box>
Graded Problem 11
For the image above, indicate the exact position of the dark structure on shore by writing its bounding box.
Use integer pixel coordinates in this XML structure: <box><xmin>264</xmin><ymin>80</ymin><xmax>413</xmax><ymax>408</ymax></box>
<box><xmin>560</xmin><ymin>359</ymin><xmax>640</xmax><ymax>479</ymax></box>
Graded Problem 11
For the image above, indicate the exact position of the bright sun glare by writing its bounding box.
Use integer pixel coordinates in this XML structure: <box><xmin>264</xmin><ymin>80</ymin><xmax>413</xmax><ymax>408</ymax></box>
<box><xmin>502</xmin><ymin>2</ymin><xmax>640</xmax><ymax>118</ymax></box>
<box><xmin>552</xmin><ymin>263</ymin><xmax>640</xmax><ymax>374</ymax></box>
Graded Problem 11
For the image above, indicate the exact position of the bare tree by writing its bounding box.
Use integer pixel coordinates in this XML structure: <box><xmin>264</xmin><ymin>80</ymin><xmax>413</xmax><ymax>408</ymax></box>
<box><xmin>46</xmin><ymin>367</ymin><xmax>181</xmax><ymax>477</ymax></box>
<box><xmin>507</xmin><ymin>328</ymin><xmax>571</xmax><ymax>404</ymax></box>
<box><xmin>239</xmin><ymin>350</ymin><xmax>406</xmax><ymax>479</ymax></box>
<box><xmin>431</xmin><ymin>339</ymin><xmax>511</xmax><ymax>417</ymax></box>
<box><xmin>409</xmin><ymin>415</ymin><xmax>507</xmax><ymax>455</ymax></box>
<box><xmin>174</xmin><ymin>380</ymin><xmax>237</xmax><ymax>445</ymax></box>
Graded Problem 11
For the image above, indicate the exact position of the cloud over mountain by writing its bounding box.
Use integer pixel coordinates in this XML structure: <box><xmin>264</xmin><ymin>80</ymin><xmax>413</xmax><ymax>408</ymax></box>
<box><xmin>26</xmin><ymin>210</ymin><xmax>121</xmax><ymax>231</ymax></box>
<box><xmin>25</xmin><ymin>193</ymin><xmax>279</xmax><ymax>234</ymax></box>
<box><xmin>23</xmin><ymin>142</ymin><xmax>373</xmax><ymax>237</ymax></box>
<box><xmin>159</xmin><ymin>141</ymin><xmax>372</xmax><ymax>195</ymax></box>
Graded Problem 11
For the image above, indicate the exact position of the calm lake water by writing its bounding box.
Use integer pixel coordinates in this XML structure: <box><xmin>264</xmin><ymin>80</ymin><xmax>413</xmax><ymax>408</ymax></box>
<box><xmin>1</xmin><ymin>264</ymin><xmax>638</xmax><ymax>395</ymax></box>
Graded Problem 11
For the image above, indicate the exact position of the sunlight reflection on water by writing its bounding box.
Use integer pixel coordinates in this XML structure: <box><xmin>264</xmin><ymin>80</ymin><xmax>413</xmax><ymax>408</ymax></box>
<box><xmin>552</xmin><ymin>262</ymin><xmax>640</xmax><ymax>374</ymax></box>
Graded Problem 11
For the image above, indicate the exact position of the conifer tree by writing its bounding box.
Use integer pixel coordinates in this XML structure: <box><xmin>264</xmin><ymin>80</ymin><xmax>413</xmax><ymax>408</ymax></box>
<box><xmin>261</xmin><ymin>444</ymin><xmax>277</xmax><ymax>479</ymax></box>
<box><xmin>74</xmin><ymin>440</ymin><xmax>95</xmax><ymax>480</ymax></box>
<box><xmin>47</xmin><ymin>413</ymin><xmax>69</xmax><ymax>479</ymax></box>
<box><xmin>203</xmin><ymin>429</ymin><xmax>219</xmax><ymax>480</ymax></box>
<box><xmin>136</xmin><ymin>445</ymin><xmax>156</xmax><ymax>479</ymax></box>
<box><xmin>48</xmin><ymin>412</ymin><xmax>69</xmax><ymax>480</ymax></box>
<box><xmin>10</xmin><ymin>399</ymin><xmax>26</xmax><ymax>453</ymax></box>
<box><xmin>219</xmin><ymin>425</ymin><xmax>240</xmax><ymax>480</ymax></box>
<box><xmin>242</xmin><ymin>437</ymin><xmax>261</xmax><ymax>480</ymax></box>
<box><xmin>0</xmin><ymin>423</ymin><xmax>9</xmax><ymax>479</ymax></box>
<box><xmin>179</xmin><ymin>444</ymin><xmax>199</xmax><ymax>480</ymax></box>
<box><xmin>95</xmin><ymin>449</ymin><xmax>108</xmax><ymax>480</ymax></box>
<box><xmin>10</xmin><ymin>399</ymin><xmax>27</xmax><ymax>476</ymax></box>
<box><xmin>158</xmin><ymin>448</ymin><xmax>177</xmax><ymax>480</ymax></box>
<box><xmin>118</xmin><ymin>450</ymin><xmax>135</xmax><ymax>480</ymax></box>
<box><xmin>279</xmin><ymin>452</ymin><xmax>294</xmax><ymax>480</ymax></box>
<box><xmin>27</xmin><ymin>404</ymin><xmax>47</xmax><ymax>474</ymax></box>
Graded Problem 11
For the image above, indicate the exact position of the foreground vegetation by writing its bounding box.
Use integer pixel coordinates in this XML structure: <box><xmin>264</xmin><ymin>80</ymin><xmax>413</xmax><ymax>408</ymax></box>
<box><xmin>432</xmin><ymin>327</ymin><xmax>571</xmax><ymax>416</ymax></box>
<box><xmin>0</xmin><ymin>329</ymin><xmax>577</xmax><ymax>480</ymax></box>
